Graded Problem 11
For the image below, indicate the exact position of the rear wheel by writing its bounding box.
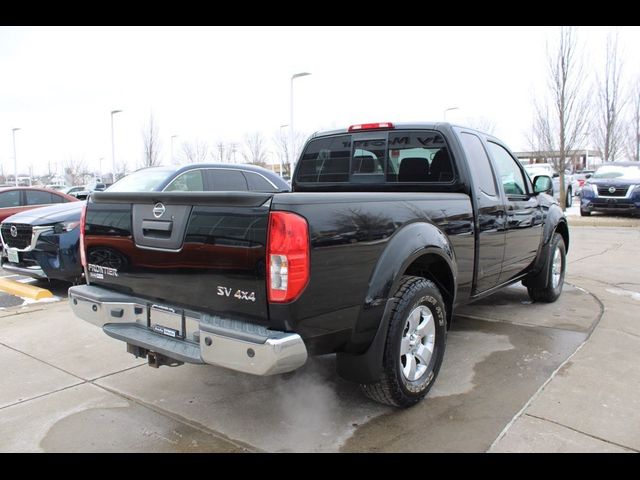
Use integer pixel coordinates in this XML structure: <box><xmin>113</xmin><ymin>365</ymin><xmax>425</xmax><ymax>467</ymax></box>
<box><xmin>527</xmin><ymin>233</ymin><xmax>566</xmax><ymax>303</ymax></box>
<box><xmin>360</xmin><ymin>276</ymin><xmax>446</xmax><ymax>408</ymax></box>
<box><xmin>566</xmin><ymin>189</ymin><xmax>573</xmax><ymax>207</ymax></box>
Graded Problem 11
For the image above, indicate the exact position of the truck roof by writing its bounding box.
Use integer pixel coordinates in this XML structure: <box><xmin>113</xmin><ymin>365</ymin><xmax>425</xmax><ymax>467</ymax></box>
<box><xmin>308</xmin><ymin>122</ymin><xmax>493</xmax><ymax>139</ymax></box>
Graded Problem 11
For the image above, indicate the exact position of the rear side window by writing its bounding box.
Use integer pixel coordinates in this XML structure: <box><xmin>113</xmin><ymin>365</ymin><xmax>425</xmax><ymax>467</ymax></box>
<box><xmin>164</xmin><ymin>169</ymin><xmax>205</xmax><ymax>191</ymax></box>
<box><xmin>296</xmin><ymin>131</ymin><xmax>454</xmax><ymax>184</ymax></box>
<box><xmin>25</xmin><ymin>190</ymin><xmax>55</xmax><ymax>205</ymax></box>
<box><xmin>210</xmin><ymin>170</ymin><xmax>248</xmax><ymax>191</ymax></box>
<box><xmin>0</xmin><ymin>190</ymin><xmax>21</xmax><ymax>208</ymax></box>
<box><xmin>244</xmin><ymin>172</ymin><xmax>277</xmax><ymax>191</ymax></box>
<box><xmin>459</xmin><ymin>133</ymin><xmax>497</xmax><ymax>197</ymax></box>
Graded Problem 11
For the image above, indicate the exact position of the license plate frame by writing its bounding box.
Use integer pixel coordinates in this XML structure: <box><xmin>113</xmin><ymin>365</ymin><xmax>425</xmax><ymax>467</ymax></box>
<box><xmin>7</xmin><ymin>248</ymin><xmax>19</xmax><ymax>264</ymax></box>
<box><xmin>149</xmin><ymin>304</ymin><xmax>184</xmax><ymax>339</ymax></box>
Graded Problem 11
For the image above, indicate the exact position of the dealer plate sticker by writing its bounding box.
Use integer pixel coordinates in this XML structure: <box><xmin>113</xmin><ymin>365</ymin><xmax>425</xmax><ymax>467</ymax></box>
<box><xmin>152</xmin><ymin>325</ymin><xmax>178</xmax><ymax>338</ymax></box>
<box><xmin>7</xmin><ymin>248</ymin><xmax>19</xmax><ymax>264</ymax></box>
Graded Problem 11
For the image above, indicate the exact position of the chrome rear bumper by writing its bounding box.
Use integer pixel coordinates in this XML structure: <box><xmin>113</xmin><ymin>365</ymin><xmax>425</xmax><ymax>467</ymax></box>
<box><xmin>68</xmin><ymin>284</ymin><xmax>307</xmax><ymax>376</ymax></box>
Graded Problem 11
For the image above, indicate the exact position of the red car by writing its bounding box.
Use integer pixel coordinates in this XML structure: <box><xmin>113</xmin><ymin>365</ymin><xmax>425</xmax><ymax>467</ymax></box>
<box><xmin>0</xmin><ymin>186</ymin><xmax>79</xmax><ymax>222</ymax></box>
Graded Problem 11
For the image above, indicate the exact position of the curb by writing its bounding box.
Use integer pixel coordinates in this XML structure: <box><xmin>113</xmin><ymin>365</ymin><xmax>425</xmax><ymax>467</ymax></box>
<box><xmin>0</xmin><ymin>278</ymin><xmax>53</xmax><ymax>300</ymax></box>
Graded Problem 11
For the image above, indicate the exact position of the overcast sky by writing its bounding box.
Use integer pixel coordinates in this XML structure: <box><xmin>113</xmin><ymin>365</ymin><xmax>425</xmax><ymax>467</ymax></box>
<box><xmin>1</xmin><ymin>26</ymin><xmax>639</xmax><ymax>178</ymax></box>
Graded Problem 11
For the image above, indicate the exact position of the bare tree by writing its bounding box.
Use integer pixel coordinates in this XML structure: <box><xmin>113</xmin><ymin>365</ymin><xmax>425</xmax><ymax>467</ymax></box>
<box><xmin>274</xmin><ymin>129</ymin><xmax>308</xmax><ymax>176</ymax></box>
<box><xmin>464</xmin><ymin>116</ymin><xmax>496</xmax><ymax>135</ymax></box>
<box><xmin>64</xmin><ymin>156</ymin><xmax>90</xmax><ymax>186</ymax></box>
<box><xmin>141</xmin><ymin>113</ymin><xmax>162</xmax><ymax>168</ymax></box>
<box><xmin>625</xmin><ymin>80</ymin><xmax>640</xmax><ymax>162</ymax></box>
<box><xmin>242</xmin><ymin>132</ymin><xmax>268</xmax><ymax>166</ymax></box>
<box><xmin>593</xmin><ymin>32</ymin><xmax>626</xmax><ymax>163</ymax></box>
<box><xmin>531</xmin><ymin>27</ymin><xmax>590</xmax><ymax>210</ymax></box>
<box><xmin>214</xmin><ymin>141</ymin><xmax>227</xmax><ymax>163</ymax></box>
<box><xmin>180</xmin><ymin>139</ymin><xmax>210</xmax><ymax>163</ymax></box>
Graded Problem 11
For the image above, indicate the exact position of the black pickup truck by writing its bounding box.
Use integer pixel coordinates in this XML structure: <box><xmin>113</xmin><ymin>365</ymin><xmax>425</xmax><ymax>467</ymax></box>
<box><xmin>68</xmin><ymin>122</ymin><xmax>568</xmax><ymax>407</ymax></box>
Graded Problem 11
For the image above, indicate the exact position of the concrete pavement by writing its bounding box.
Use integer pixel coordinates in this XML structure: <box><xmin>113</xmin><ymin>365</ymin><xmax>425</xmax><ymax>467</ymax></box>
<box><xmin>490</xmin><ymin>226</ymin><xmax>640</xmax><ymax>452</ymax></box>
<box><xmin>0</xmin><ymin>226</ymin><xmax>638</xmax><ymax>452</ymax></box>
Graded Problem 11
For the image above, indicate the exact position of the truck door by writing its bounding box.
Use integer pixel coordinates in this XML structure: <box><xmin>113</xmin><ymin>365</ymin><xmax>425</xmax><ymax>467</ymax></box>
<box><xmin>458</xmin><ymin>132</ymin><xmax>506</xmax><ymax>293</ymax></box>
<box><xmin>486</xmin><ymin>142</ymin><xmax>544</xmax><ymax>284</ymax></box>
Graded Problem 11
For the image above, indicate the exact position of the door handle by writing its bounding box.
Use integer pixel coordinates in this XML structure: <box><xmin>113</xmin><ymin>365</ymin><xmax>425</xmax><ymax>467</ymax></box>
<box><xmin>142</xmin><ymin>220</ymin><xmax>173</xmax><ymax>232</ymax></box>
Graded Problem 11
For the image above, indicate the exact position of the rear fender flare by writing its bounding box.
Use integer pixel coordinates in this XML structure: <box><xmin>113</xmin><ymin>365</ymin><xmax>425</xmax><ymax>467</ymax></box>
<box><xmin>336</xmin><ymin>222</ymin><xmax>457</xmax><ymax>384</ymax></box>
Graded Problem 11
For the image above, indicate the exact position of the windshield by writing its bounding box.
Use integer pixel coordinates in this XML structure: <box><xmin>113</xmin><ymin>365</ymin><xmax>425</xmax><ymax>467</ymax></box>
<box><xmin>107</xmin><ymin>167</ymin><xmax>176</xmax><ymax>192</ymax></box>
<box><xmin>592</xmin><ymin>165</ymin><xmax>640</xmax><ymax>180</ymax></box>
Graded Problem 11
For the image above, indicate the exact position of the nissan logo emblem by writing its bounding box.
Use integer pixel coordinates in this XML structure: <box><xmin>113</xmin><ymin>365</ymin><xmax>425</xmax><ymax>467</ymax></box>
<box><xmin>152</xmin><ymin>202</ymin><xmax>166</xmax><ymax>218</ymax></box>
<box><xmin>608</xmin><ymin>186</ymin><xmax>616</xmax><ymax>194</ymax></box>
<box><xmin>10</xmin><ymin>225</ymin><xmax>17</xmax><ymax>237</ymax></box>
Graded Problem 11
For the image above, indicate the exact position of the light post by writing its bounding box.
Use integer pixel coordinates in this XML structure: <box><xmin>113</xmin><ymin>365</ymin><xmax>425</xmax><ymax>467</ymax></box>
<box><xmin>171</xmin><ymin>135</ymin><xmax>179</xmax><ymax>164</ymax></box>
<box><xmin>12</xmin><ymin>128</ymin><xmax>21</xmax><ymax>186</ymax></box>
<box><xmin>580</xmin><ymin>132</ymin><xmax>590</xmax><ymax>170</ymax></box>
<box><xmin>290</xmin><ymin>72</ymin><xmax>311</xmax><ymax>175</ymax></box>
<box><xmin>443</xmin><ymin>107</ymin><xmax>459</xmax><ymax>121</ymax></box>
<box><xmin>110</xmin><ymin>109</ymin><xmax>122</xmax><ymax>183</ymax></box>
<box><xmin>279</xmin><ymin>124</ymin><xmax>288</xmax><ymax>176</ymax></box>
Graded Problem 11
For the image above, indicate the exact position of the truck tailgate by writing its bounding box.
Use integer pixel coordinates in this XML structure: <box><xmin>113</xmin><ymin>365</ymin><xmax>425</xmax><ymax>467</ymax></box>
<box><xmin>84</xmin><ymin>191</ymin><xmax>273</xmax><ymax>325</ymax></box>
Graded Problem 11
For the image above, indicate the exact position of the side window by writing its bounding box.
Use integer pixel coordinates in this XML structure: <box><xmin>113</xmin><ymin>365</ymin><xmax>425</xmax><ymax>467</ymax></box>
<box><xmin>164</xmin><ymin>170</ymin><xmax>204</xmax><ymax>191</ymax></box>
<box><xmin>459</xmin><ymin>133</ymin><xmax>497</xmax><ymax>197</ymax></box>
<box><xmin>487</xmin><ymin>142</ymin><xmax>527</xmax><ymax>196</ymax></box>
<box><xmin>25</xmin><ymin>190</ymin><xmax>55</xmax><ymax>205</ymax></box>
<box><xmin>244</xmin><ymin>172</ymin><xmax>277</xmax><ymax>192</ymax></box>
<box><xmin>210</xmin><ymin>170</ymin><xmax>248</xmax><ymax>191</ymax></box>
<box><xmin>0</xmin><ymin>190</ymin><xmax>21</xmax><ymax>208</ymax></box>
<box><xmin>51</xmin><ymin>193</ymin><xmax>66</xmax><ymax>203</ymax></box>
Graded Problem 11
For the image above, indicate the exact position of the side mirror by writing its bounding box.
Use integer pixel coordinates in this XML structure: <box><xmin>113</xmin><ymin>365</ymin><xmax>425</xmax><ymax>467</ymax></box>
<box><xmin>533</xmin><ymin>175</ymin><xmax>553</xmax><ymax>195</ymax></box>
<box><xmin>552</xmin><ymin>172</ymin><xmax>559</xmax><ymax>178</ymax></box>
<box><xmin>585</xmin><ymin>173</ymin><xmax>592</xmax><ymax>179</ymax></box>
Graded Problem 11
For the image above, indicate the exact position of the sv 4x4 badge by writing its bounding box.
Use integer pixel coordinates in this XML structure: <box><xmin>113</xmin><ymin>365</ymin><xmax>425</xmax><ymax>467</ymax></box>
<box><xmin>217</xmin><ymin>286</ymin><xmax>256</xmax><ymax>302</ymax></box>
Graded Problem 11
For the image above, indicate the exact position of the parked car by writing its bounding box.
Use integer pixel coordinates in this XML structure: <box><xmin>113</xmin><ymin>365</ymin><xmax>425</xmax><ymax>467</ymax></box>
<box><xmin>523</xmin><ymin>163</ymin><xmax>574</xmax><ymax>206</ymax></box>
<box><xmin>573</xmin><ymin>170</ymin><xmax>595</xmax><ymax>195</ymax></box>
<box><xmin>579</xmin><ymin>162</ymin><xmax>640</xmax><ymax>216</ymax></box>
<box><xmin>60</xmin><ymin>185</ymin><xmax>87</xmax><ymax>196</ymax></box>
<box><xmin>0</xmin><ymin>164</ymin><xmax>290</xmax><ymax>282</ymax></box>
<box><xmin>69</xmin><ymin>182</ymin><xmax>107</xmax><ymax>200</ymax></box>
<box><xmin>0</xmin><ymin>186</ymin><xmax>78</xmax><ymax>223</ymax></box>
<box><xmin>69</xmin><ymin>121</ymin><xmax>568</xmax><ymax>408</ymax></box>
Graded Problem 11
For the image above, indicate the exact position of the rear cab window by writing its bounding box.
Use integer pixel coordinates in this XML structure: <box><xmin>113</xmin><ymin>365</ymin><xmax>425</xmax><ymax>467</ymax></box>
<box><xmin>295</xmin><ymin>129</ymin><xmax>456</xmax><ymax>187</ymax></box>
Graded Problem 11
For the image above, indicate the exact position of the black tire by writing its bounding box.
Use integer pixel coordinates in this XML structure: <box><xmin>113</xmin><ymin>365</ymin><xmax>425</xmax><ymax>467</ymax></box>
<box><xmin>566</xmin><ymin>189</ymin><xmax>572</xmax><ymax>207</ymax></box>
<box><xmin>580</xmin><ymin>208</ymin><xmax>591</xmax><ymax>216</ymax></box>
<box><xmin>527</xmin><ymin>232</ymin><xmax>566</xmax><ymax>303</ymax></box>
<box><xmin>360</xmin><ymin>276</ymin><xmax>447</xmax><ymax>408</ymax></box>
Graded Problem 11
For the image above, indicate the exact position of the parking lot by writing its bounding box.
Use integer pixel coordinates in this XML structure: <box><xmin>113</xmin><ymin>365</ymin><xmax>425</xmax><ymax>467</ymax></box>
<box><xmin>0</xmin><ymin>223</ymin><xmax>639</xmax><ymax>452</ymax></box>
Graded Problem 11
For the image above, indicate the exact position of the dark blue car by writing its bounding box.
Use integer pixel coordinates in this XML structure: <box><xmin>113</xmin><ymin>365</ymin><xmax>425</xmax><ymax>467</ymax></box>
<box><xmin>579</xmin><ymin>162</ymin><xmax>640</xmax><ymax>216</ymax></box>
<box><xmin>0</xmin><ymin>164</ymin><xmax>290</xmax><ymax>282</ymax></box>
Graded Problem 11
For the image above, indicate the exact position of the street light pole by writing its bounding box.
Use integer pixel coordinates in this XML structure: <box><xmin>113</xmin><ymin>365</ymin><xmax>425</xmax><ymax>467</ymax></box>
<box><xmin>12</xmin><ymin>128</ymin><xmax>21</xmax><ymax>186</ymax></box>
<box><xmin>171</xmin><ymin>135</ymin><xmax>179</xmax><ymax>164</ymax></box>
<box><xmin>279</xmin><ymin>124</ymin><xmax>288</xmax><ymax>176</ymax></box>
<box><xmin>290</xmin><ymin>72</ymin><xmax>311</xmax><ymax>175</ymax></box>
<box><xmin>443</xmin><ymin>107</ymin><xmax>459</xmax><ymax>121</ymax></box>
<box><xmin>110</xmin><ymin>109</ymin><xmax>122</xmax><ymax>183</ymax></box>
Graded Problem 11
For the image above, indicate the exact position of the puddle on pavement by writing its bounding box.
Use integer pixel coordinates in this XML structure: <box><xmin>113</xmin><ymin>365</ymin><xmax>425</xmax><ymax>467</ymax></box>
<box><xmin>341</xmin><ymin>317</ymin><xmax>588</xmax><ymax>452</ymax></box>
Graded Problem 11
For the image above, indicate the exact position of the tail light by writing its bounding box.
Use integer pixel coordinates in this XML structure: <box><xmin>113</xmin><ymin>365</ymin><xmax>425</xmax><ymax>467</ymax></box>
<box><xmin>267</xmin><ymin>211</ymin><xmax>309</xmax><ymax>303</ymax></box>
<box><xmin>79</xmin><ymin>204</ymin><xmax>87</xmax><ymax>268</ymax></box>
